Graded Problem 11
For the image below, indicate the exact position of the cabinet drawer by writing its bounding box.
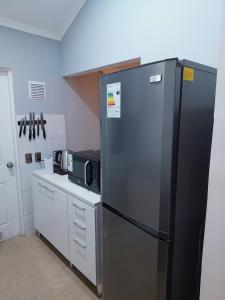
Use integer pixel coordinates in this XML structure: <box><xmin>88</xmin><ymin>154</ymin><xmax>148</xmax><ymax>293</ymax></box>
<box><xmin>68</xmin><ymin>195</ymin><xmax>97</xmax><ymax>285</ymax></box>
<box><xmin>69</xmin><ymin>231</ymin><xmax>96</xmax><ymax>285</ymax></box>
<box><xmin>70</xmin><ymin>219</ymin><xmax>87</xmax><ymax>243</ymax></box>
<box><xmin>68</xmin><ymin>195</ymin><xmax>95</xmax><ymax>235</ymax></box>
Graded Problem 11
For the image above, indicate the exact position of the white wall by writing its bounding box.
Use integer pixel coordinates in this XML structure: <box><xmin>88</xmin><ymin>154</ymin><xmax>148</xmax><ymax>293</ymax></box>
<box><xmin>61</xmin><ymin>0</ymin><xmax>223</xmax><ymax>76</ymax></box>
<box><xmin>61</xmin><ymin>0</ymin><xmax>224</xmax><ymax>164</ymax></box>
<box><xmin>64</xmin><ymin>79</ymin><xmax>100</xmax><ymax>151</ymax></box>
<box><xmin>200</xmin><ymin>4</ymin><xmax>225</xmax><ymax>300</ymax></box>
<box><xmin>0</xmin><ymin>26</ymin><xmax>66</xmax><ymax>114</ymax></box>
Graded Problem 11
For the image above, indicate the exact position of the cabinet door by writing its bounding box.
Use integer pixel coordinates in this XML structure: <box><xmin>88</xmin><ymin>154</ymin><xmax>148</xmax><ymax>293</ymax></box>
<box><xmin>68</xmin><ymin>195</ymin><xmax>96</xmax><ymax>285</ymax></box>
<box><xmin>32</xmin><ymin>176</ymin><xmax>69</xmax><ymax>259</ymax></box>
<box><xmin>37</xmin><ymin>180</ymin><xmax>50</xmax><ymax>240</ymax></box>
<box><xmin>32</xmin><ymin>176</ymin><xmax>49</xmax><ymax>237</ymax></box>
<box><xmin>32</xmin><ymin>176</ymin><xmax>41</xmax><ymax>231</ymax></box>
<box><xmin>47</xmin><ymin>183</ymin><xmax>69</xmax><ymax>259</ymax></box>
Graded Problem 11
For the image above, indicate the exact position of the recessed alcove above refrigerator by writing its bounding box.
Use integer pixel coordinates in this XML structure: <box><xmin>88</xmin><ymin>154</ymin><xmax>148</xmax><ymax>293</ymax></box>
<box><xmin>64</xmin><ymin>57</ymin><xmax>141</xmax><ymax>152</ymax></box>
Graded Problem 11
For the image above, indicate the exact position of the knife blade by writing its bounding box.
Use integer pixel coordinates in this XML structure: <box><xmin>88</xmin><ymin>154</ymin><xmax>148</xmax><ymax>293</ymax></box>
<box><xmin>40</xmin><ymin>112</ymin><xmax>46</xmax><ymax>139</ymax></box>
<box><xmin>37</xmin><ymin>118</ymin><xmax>40</xmax><ymax>137</ymax></box>
<box><xmin>33</xmin><ymin>112</ymin><xmax>35</xmax><ymax>139</ymax></box>
<box><xmin>23</xmin><ymin>116</ymin><xmax>26</xmax><ymax>135</ymax></box>
<box><xmin>29</xmin><ymin>112</ymin><xmax>32</xmax><ymax>141</ymax></box>
<box><xmin>19</xmin><ymin>118</ymin><xmax>23</xmax><ymax>138</ymax></box>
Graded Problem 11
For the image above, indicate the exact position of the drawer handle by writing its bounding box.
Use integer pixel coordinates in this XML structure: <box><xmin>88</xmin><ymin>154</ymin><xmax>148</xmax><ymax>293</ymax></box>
<box><xmin>38</xmin><ymin>183</ymin><xmax>47</xmax><ymax>189</ymax></box>
<box><xmin>73</xmin><ymin>238</ymin><xmax>87</xmax><ymax>249</ymax></box>
<box><xmin>73</xmin><ymin>221</ymin><xmax>86</xmax><ymax>230</ymax></box>
<box><xmin>72</xmin><ymin>203</ymin><xmax>85</xmax><ymax>211</ymax></box>
<box><xmin>47</xmin><ymin>188</ymin><xmax>55</xmax><ymax>193</ymax></box>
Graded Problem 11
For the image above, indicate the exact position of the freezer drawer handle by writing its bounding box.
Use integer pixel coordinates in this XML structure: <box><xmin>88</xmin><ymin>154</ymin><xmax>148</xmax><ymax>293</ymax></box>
<box><xmin>73</xmin><ymin>220</ymin><xmax>86</xmax><ymax>230</ymax></box>
<box><xmin>72</xmin><ymin>203</ymin><xmax>85</xmax><ymax>211</ymax></box>
<box><xmin>73</xmin><ymin>238</ymin><xmax>87</xmax><ymax>249</ymax></box>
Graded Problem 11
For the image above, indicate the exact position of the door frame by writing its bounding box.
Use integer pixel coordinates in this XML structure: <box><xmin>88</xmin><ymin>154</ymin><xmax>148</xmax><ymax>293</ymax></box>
<box><xmin>0</xmin><ymin>67</ymin><xmax>25</xmax><ymax>235</ymax></box>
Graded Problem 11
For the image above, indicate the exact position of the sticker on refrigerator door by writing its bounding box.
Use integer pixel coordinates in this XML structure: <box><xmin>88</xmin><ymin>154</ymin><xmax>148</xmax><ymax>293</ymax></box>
<box><xmin>107</xmin><ymin>82</ymin><xmax>121</xmax><ymax>118</ymax></box>
<box><xmin>183</xmin><ymin>67</ymin><xmax>194</xmax><ymax>81</ymax></box>
<box><xmin>149</xmin><ymin>74</ymin><xmax>162</xmax><ymax>83</ymax></box>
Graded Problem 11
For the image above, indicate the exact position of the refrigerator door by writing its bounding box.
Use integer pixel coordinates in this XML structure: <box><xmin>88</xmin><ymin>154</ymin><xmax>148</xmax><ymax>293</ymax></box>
<box><xmin>100</xmin><ymin>59</ymin><xmax>180</xmax><ymax>238</ymax></box>
<box><xmin>103</xmin><ymin>207</ymin><xmax>169</xmax><ymax>300</ymax></box>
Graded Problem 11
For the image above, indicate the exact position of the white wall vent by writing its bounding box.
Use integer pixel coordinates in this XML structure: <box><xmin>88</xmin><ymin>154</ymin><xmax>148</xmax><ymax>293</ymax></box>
<box><xmin>28</xmin><ymin>81</ymin><xmax>46</xmax><ymax>100</ymax></box>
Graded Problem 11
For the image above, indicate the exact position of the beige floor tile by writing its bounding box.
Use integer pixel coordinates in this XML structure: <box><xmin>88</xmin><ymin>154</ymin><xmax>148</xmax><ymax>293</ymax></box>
<box><xmin>0</xmin><ymin>234</ymin><xmax>100</xmax><ymax>300</ymax></box>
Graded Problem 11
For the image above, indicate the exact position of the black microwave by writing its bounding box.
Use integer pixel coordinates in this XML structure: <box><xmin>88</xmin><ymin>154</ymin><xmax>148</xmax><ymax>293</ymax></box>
<box><xmin>68</xmin><ymin>150</ymin><xmax>100</xmax><ymax>194</ymax></box>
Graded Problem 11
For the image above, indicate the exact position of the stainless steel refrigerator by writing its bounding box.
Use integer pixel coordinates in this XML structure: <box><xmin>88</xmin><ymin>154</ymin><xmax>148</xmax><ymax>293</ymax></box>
<box><xmin>100</xmin><ymin>58</ymin><xmax>216</xmax><ymax>300</ymax></box>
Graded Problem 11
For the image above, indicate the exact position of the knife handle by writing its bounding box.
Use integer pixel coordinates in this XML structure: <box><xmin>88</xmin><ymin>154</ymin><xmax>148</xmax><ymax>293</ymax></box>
<box><xmin>37</xmin><ymin>122</ymin><xmax>39</xmax><ymax>136</ymax></box>
<box><xmin>33</xmin><ymin>129</ymin><xmax>35</xmax><ymax>139</ymax></box>
<box><xmin>29</xmin><ymin>129</ymin><xmax>32</xmax><ymax>141</ymax></box>
<box><xmin>23</xmin><ymin>124</ymin><xmax>26</xmax><ymax>135</ymax></box>
<box><xmin>43</xmin><ymin>128</ymin><xmax>46</xmax><ymax>139</ymax></box>
<box><xmin>19</xmin><ymin>124</ymin><xmax>23</xmax><ymax>138</ymax></box>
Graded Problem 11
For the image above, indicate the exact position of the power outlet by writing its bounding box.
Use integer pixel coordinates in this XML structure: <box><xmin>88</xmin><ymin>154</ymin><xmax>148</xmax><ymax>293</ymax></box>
<box><xmin>25</xmin><ymin>153</ymin><xmax>32</xmax><ymax>164</ymax></box>
<box><xmin>35</xmin><ymin>152</ymin><xmax>42</xmax><ymax>162</ymax></box>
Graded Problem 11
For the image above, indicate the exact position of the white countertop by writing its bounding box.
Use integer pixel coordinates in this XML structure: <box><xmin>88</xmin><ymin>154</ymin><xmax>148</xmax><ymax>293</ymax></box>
<box><xmin>32</xmin><ymin>169</ymin><xmax>101</xmax><ymax>207</ymax></box>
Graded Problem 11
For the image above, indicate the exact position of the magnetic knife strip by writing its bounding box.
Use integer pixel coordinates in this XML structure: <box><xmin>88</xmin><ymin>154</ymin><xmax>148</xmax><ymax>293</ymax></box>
<box><xmin>17</xmin><ymin>113</ymin><xmax>47</xmax><ymax>140</ymax></box>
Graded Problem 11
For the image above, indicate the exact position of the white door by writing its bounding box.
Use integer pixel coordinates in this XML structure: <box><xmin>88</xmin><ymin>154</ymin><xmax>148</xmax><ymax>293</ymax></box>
<box><xmin>0</xmin><ymin>71</ymin><xmax>20</xmax><ymax>239</ymax></box>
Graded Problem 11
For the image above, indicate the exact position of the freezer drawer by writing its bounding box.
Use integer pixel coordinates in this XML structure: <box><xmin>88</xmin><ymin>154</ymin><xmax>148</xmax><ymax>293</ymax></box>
<box><xmin>103</xmin><ymin>207</ymin><xmax>169</xmax><ymax>300</ymax></box>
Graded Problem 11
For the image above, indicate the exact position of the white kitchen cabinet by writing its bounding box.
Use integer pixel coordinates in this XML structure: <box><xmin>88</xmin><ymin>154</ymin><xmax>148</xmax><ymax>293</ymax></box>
<box><xmin>32</xmin><ymin>170</ymin><xmax>101</xmax><ymax>292</ymax></box>
<box><xmin>32</xmin><ymin>176</ymin><xmax>69</xmax><ymax>260</ymax></box>
<box><xmin>68</xmin><ymin>195</ymin><xmax>97</xmax><ymax>285</ymax></box>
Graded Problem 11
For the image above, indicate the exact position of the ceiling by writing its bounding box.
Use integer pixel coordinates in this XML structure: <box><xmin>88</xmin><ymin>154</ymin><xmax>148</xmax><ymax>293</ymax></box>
<box><xmin>0</xmin><ymin>0</ymin><xmax>86</xmax><ymax>41</ymax></box>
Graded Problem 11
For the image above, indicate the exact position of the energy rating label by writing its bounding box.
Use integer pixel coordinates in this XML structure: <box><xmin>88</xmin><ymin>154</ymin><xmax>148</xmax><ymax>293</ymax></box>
<box><xmin>107</xmin><ymin>82</ymin><xmax>121</xmax><ymax>118</ymax></box>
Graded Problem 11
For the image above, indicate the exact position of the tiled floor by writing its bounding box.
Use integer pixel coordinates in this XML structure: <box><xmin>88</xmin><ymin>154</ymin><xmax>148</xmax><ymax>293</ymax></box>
<box><xmin>0</xmin><ymin>234</ymin><xmax>99</xmax><ymax>300</ymax></box>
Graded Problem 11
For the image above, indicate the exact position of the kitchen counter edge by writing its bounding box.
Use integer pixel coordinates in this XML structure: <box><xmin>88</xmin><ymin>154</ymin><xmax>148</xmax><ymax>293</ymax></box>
<box><xmin>32</xmin><ymin>169</ymin><xmax>101</xmax><ymax>208</ymax></box>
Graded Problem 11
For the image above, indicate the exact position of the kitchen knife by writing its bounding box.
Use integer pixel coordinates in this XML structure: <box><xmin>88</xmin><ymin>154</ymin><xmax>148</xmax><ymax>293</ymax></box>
<box><xmin>23</xmin><ymin>116</ymin><xmax>26</xmax><ymax>136</ymax></box>
<box><xmin>29</xmin><ymin>112</ymin><xmax>32</xmax><ymax>141</ymax></box>
<box><xmin>40</xmin><ymin>112</ymin><xmax>46</xmax><ymax>139</ymax></box>
<box><xmin>33</xmin><ymin>112</ymin><xmax>35</xmax><ymax>139</ymax></box>
<box><xmin>37</xmin><ymin>118</ymin><xmax>40</xmax><ymax>137</ymax></box>
<box><xmin>19</xmin><ymin>118</ymin><xmax>23</xmax><ymax>138</ymax></box>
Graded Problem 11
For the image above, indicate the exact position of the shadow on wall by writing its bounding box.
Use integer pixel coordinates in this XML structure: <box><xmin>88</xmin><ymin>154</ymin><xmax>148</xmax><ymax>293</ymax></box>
<box><xmin>66</xmin><ymin>73</ymin><xmax>100</xmax><ymax>117</ymax></box>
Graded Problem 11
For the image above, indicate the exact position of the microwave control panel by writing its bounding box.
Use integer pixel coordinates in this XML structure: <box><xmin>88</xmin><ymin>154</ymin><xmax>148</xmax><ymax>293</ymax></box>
<box><xmin>67</xmin><ymin>153</ymin><xmax>73</xmax><ymax>172</ymax></box>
